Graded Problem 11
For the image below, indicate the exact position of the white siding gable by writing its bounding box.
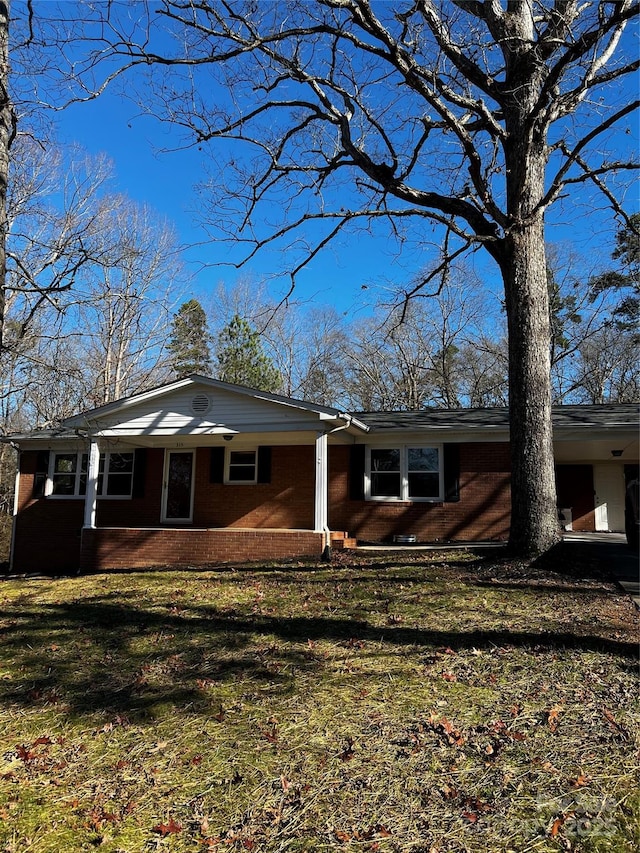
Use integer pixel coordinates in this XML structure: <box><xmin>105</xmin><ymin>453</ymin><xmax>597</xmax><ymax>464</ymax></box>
<box><xmin>75</xmin><ymin>383</ymin><xmax>338</xmax><ymax>437</ymax></box>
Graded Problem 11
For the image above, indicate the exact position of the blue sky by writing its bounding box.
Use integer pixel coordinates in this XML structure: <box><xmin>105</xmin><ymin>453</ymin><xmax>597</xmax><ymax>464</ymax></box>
<box><xmin>55</xmin><ymin>94</ymin><xmax>426</xmax><ymax>318</ymax></box>
<box><xmin>48</xmin><ymin>5</ymin><xmax>638</xmax><ymax>320</ymax></box>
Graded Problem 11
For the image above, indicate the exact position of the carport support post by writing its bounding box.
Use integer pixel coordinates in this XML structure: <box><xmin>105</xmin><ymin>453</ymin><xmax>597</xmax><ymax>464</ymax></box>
<box><xmin>83</xmin><ymin>439</ymin><xmax>100</xmax><ymax>529</ymax></box>
<box><xmin>314</xmin><ymin>431</ymin><xmax>331</xmax><ymax>560</ymax></box>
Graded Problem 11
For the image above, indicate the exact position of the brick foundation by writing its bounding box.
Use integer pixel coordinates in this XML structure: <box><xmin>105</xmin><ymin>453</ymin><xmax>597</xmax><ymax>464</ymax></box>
<box><xmin>79</xmin><ymin>527</ymin><xmax>324</xmax><ymax>571</ymax></box>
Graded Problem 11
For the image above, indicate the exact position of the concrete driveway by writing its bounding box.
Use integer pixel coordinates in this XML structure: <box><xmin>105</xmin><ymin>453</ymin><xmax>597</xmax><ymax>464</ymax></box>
<box><xmin>563</xmin><ymin>532</ymin><xmax>640</xmax><ymax>608</ymax></box>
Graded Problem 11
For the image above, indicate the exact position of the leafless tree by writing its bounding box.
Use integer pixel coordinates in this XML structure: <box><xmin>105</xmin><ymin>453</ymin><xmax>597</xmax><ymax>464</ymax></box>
<box><xmin>0</xmin><ymin>0</ymin><xmax>13</xmax><ymax>357</ymax></box>
<box><xmin>0</xmin><ymin>135</ymin><xmax>112</xmax><ymax>431</ymax></box>
<box><xmin>347</xmin><ymin>270</ymin><xmax>498</xmax><ymax>410</ymax></box>
<box><xmin>571</xmin><ymin>325</ymin><xmax>639</xmax><ymax>404</ymax></box>
<box><xmin>457</xmin><ymin>336</ymin><xmax>510</xmax><ymax>408</ymax></box>
<box><xmin>18</xmin><ymin>1</ymin><xmax>640</xmax><ymax>554</ymax></box>
<box><xmin>14</xmin><ymin>332</ymin><xmax>90</xmax><ymax>425</ymax></box>
<box><xmin>294</xmin><ymin>305</ymin><xmax>352</xmax><ymax>405</ymax></box>
<box><xmin>75</xmin><ymin>198</ymin><xmax>181</xmax><ymax>405</ymax></box>
<box><xmin>2</xmin><ymin>134</ymin><xmax>183</xmax><ymax>425</ymax></box>
<box><xmin>5</xmin><ymin>137</ymin><xmax>110</xmax><ymax>357</ymax></box>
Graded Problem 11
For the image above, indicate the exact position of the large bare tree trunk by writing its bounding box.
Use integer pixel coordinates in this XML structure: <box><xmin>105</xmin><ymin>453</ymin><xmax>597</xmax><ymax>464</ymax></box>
<box><xmin>500</xmin><ymin>26</ymin><xmax>559</xmax><ymax>553</ymax></box>
<box><xmin>502</xmin><ymin>219</ymin><xmax>559</xmax><ymax>554</ymax></box>
<box><xmin>0</xmin><ymin>0</ymin><xmax>11</xmax><ymax>355</ymax></box>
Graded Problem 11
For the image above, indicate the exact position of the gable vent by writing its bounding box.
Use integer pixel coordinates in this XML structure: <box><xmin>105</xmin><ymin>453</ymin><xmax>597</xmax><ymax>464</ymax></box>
<box><xmin>191</xmin><ymin>393</ymin><xmax>211</xmax><ymax>416</ymax></box>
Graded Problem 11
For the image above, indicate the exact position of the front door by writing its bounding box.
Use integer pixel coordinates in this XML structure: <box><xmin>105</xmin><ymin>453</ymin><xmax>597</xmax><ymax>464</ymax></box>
<box><xmin>555</xmin><ymin>464</ymin><xmax>595</xmax><ymax>532</ymax></box>
<box><xmin>162</xmin><ymin>450</ymin><xmax>195</xmax><ymax>523</ymax></box>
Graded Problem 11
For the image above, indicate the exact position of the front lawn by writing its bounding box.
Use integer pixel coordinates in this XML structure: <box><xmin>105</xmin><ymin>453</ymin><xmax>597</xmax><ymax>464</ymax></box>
<box><xmin>0</xmin><ymin>546</ymin><xmax>638</xmax><ymax>852</ymax></box>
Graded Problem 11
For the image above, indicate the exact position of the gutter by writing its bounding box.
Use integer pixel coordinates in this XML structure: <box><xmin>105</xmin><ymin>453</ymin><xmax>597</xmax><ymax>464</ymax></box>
<box><xmin>337</xmin><ymin>411</ymin><xmax>369</xmax><ymax>433</ymax></box>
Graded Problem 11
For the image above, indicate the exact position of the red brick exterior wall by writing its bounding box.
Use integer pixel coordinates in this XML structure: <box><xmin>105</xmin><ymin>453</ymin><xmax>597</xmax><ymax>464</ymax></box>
<box><xmin>79</xmin><ymin>528</ymin><xmax>323</xmax><ymax>571</ymax></box>
<box><xmin>13</xmin><ymin>451</ymin><xmax>84</xmax><ymax>574</ymax></box>
<box><xmin>14</xmin><ymin>441</ymin><xmax>511</xmax><ymax>572</ymax></box>
<box><xmin>329</xmin><ymin>442</ymin><xmax>512</xmax><ymax>543</ymax></box>
<box><xmin>13</xmin><ymin>446</ymin><xmax>317</xmax><ymax>573</ymax></box>
<box><xmin>95</xmin><ymin>446</ymin><xmax>315</xmax><ymax>530</ymax></box>
<box><xmin>192</xmin><ymin>446</ymin><xmax>315</xmax><ymax>529</ymax></box>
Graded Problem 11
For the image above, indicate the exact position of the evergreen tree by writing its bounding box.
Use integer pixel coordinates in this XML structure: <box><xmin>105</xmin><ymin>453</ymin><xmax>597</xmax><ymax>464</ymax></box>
<box><xmin>547</xmin><ymin>266</ymin><xmax>582</xmax><ymax>368</ymax></box>
<box><xmin>215</xmin><ymin>314</ymin><xmax>281</xmax><ymax>392</ymax></box>
<box><xmin>589</xmin><ymin>214</ymin><xmax>640</xmax><ymax>335</ymax></box>
<box><xmin>168</xmin><ymin>299</ymin><xmax>211</xmax><ymax>378</ymax></box>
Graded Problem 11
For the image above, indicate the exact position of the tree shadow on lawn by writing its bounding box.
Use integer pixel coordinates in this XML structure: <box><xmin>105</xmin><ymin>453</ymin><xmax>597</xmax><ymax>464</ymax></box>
<box><xmin>2</xmin><ymin>540</ymin><xmax>622</xmax><ymax>596</ymax></box>
<box><xmin>22</xmin><ymin>542</ymin><xmax>618</xmax><ymax>601</ymax></box>
<box><xmin>336</xmin><ymin>540</ymin><xmax>630</xmax><ymax>597</ymax></box>
<box><xmin>0</xmin><ymin>596</ymin><xmax>636</xmax><ymax>722</ymax></box>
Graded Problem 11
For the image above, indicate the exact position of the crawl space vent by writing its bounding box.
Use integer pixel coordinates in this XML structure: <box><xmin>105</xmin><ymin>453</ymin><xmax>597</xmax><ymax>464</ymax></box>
<box><xmin>191</xmin><ymin>393</ymin><xmax>211</xmax><ymax>416</ymax></box>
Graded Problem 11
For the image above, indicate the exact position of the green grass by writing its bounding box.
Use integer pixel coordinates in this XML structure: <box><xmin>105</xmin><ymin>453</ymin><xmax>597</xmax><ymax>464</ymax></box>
<box><xmin>0</xmin><ymin>545</ymin><xmax>638</xmax><ymax>852</ymax></box>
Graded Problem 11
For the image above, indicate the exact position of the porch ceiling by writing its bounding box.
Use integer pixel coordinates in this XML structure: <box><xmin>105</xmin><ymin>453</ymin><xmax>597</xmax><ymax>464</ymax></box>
<box><xmin>96</xmin><ymin>429</ymin><xmax>358</xmax><ymax>449</ymax></box>
<box><xmin>553</xmin><ymin>437</ymin><xmax>639</xmax><ymax>463</ymax></box>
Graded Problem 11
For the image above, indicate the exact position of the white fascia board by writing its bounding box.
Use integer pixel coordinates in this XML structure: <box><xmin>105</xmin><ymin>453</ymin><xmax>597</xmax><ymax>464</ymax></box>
<box><xmin>113</xmin><ymin>431</ymin><xmax>328</xmax><ymax>448</ymax></box>
<box><xmin>12</xmin><ymin>434</ymin><xmax>87</xmax><ymax>452</ymax></box>
<box><xmin>358</xmin><ymin>427</ymin><xmax>510</xmax><ymax>445</ymax></box>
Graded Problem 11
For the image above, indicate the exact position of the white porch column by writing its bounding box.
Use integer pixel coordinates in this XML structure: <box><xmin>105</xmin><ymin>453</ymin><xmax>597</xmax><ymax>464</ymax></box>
<box><xmin>314</xmin><ymin>431</ymin><xmax>328</xmax><ymax>533</ymax></box>
<box><xmin>83</xmin><ymin>439</ymin><xmax>100</xmax><ymax>529</ymax></box>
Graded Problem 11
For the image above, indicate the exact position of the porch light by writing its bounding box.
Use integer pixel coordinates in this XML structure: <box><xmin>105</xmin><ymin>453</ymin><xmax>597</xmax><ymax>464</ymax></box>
<box><xmin>611</xmin><ymin>449</ymin><xmax>623</xmax><ymax>457</ymax></box>
<box><xmin>223</xmin><ymin>434</ymin><xmax>234</xmax><ymax>442</ymax></box>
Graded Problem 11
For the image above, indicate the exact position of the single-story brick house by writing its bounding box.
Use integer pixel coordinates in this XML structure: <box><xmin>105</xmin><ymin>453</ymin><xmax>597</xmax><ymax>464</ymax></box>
<box><xmin>5</xmin><ymin>375</ymin><xmax>639</xmax><ymax>573</ymax></box>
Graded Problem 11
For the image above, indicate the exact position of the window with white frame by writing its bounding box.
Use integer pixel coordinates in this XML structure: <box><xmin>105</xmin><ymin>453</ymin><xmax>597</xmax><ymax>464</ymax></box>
<box><xmin>225</xmin><ymin>449</ymin><xmax>258</xmax><ymax>483</ymax></box>
<box><xmin>98</xmin><ymin>452</ymin><xmax>135</xmax><ymax>496</ymax></box>
<box><xmin>51</xmin><ymin>452</ymin><xmax>88</xmax><ymax>496</ymax></box>
<box><xmin>49</xmin><ymin>451</ymin><xmax>134</xmax><ymax>498</ymax></box>
<box><xmin>366</xmin><ymin>445</ymin><xmax>442</xmax><ymax>501</ymax></box>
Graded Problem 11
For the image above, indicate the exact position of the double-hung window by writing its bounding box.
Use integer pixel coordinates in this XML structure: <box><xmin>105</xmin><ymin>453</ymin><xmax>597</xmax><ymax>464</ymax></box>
<box><xmin>366</xmin><ymin>445</ymin><xmax>442</xmax><ymax>501</ymax></box>
<box><xmin>225</xmin><ymin>449</ymin><xmax>257</xmax><ymax>484</ymax></box>
<box><xmin>49</xmin><ymin>451</ymin><xmax>134</xmax><ymax>498</ymax></box>
<box><xmin>98</xmin><ymin>452</ymin><xmax>135</xmax><ymax>496</ymax></box>
<box><xmin>52</xmin><ymin>453</ymin><xmax>88</xmax><ymax>496</ymax></box>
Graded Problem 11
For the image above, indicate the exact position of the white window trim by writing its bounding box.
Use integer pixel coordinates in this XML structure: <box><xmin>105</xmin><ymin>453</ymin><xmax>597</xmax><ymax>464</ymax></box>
<box><xmin>47</xmin><ymin>449</ymin><xmax>134</xmax><ymax>500</ymax></box>
<box><xmin>365</xmin><ymin>444</ymin><xmax>444</xmax><ymax>502</ymax></box>
<box><xmin>224</xmin><ymin>447</ymin><xmax>258</xmax><ymax>485</ymax></box>
<box><xmin>46</xmin><ymin>450</ymin><xmax>87</xmax><ymax>499</ymax></box>
<box><xmin>99</xmin><ymin>451</ymin><xmax>135</xmax><ymax>499</ymax></box>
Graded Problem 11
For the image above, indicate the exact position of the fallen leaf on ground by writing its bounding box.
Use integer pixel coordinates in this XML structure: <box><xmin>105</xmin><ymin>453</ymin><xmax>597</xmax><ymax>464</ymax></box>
<box><xmin>547</xmin><ymin>705</ymin><xmax>562</xmax><ymax>733</ymax></box>
<box><xmin>152</xmin><ymin>817</ymin><xmax>182</xmax><ymax>836</ymax></box>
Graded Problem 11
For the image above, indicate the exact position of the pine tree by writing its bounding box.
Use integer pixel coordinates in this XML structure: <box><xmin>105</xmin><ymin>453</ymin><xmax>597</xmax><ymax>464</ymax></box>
<box><xmin>215</xmin><ymin>314</ymin><xmax>281</xmax><ymax>392</ymax></box>
<box><xmin>589</xmin><ymin>215</ymin><xmax>640</xmax><ymax>335</ymax></box>
<box><xmin>167</xmin><ymin>299</ymin><xmax>211</xmax><ymax>378</ymax></box>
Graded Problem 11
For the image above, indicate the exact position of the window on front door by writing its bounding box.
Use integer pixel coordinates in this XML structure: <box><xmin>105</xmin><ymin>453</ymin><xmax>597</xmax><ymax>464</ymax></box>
<box><xmin>163</xmin><ymin>451</ymin><xmax>195</xmax><ymax>522</ymax></box>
